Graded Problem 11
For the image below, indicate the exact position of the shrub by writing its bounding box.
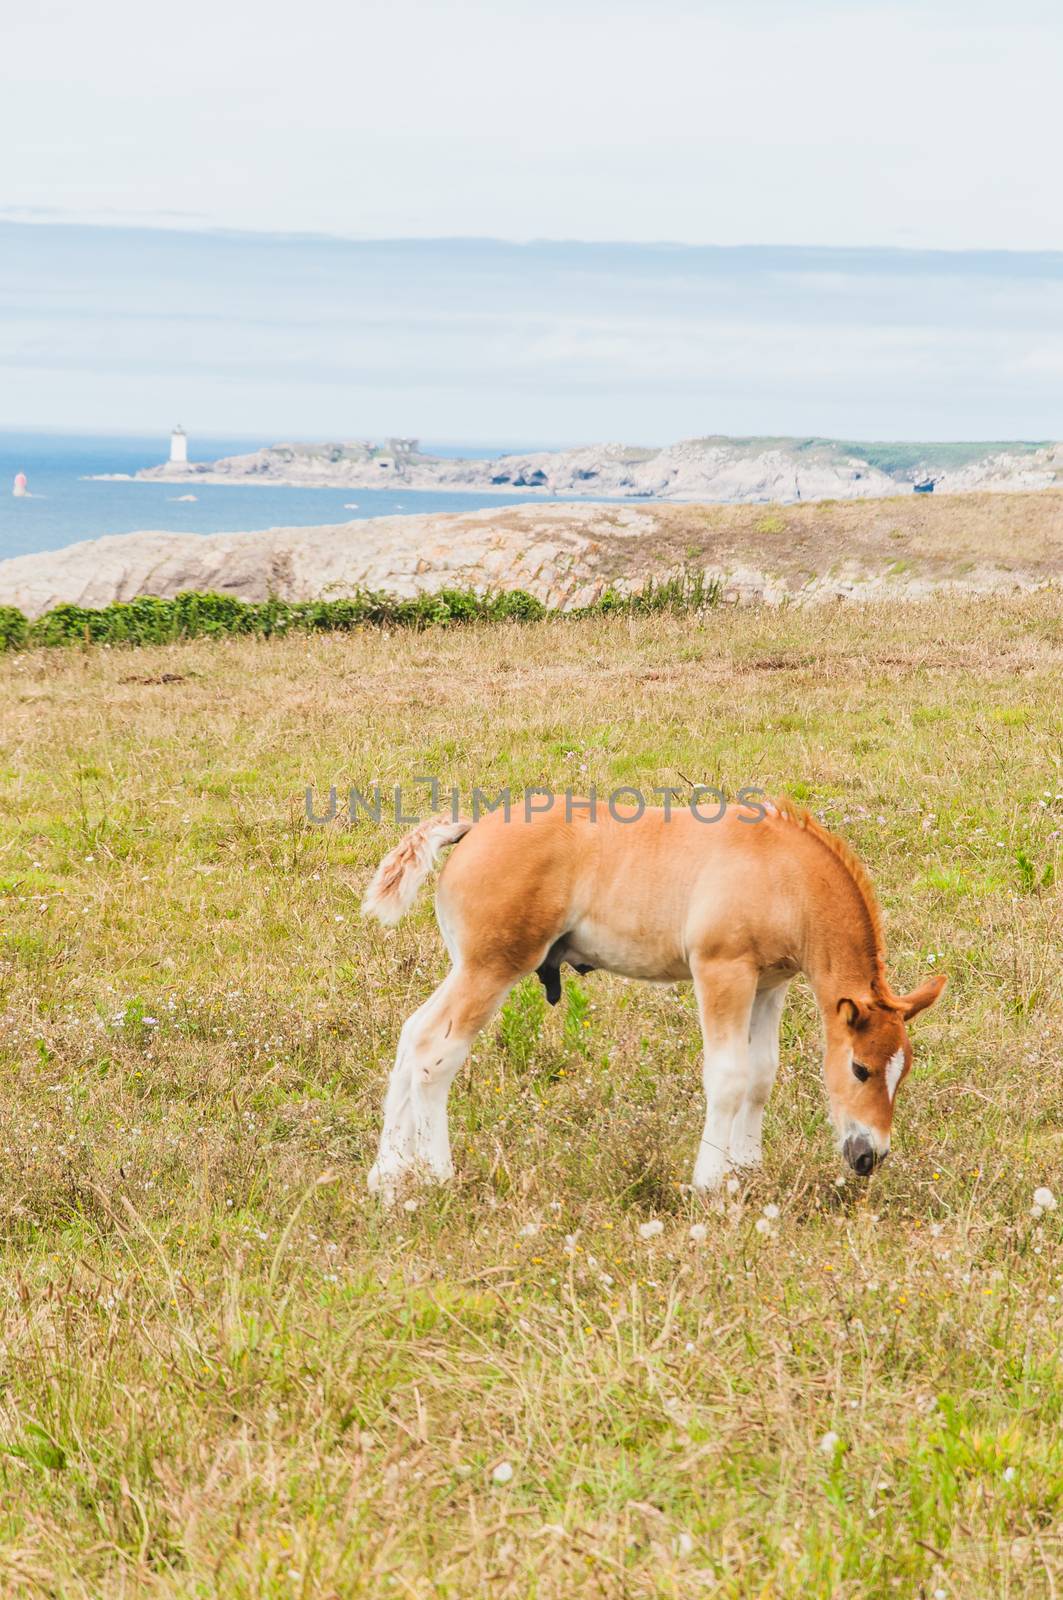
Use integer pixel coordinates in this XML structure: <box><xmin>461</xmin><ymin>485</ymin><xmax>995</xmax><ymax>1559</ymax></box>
<box><xmin>434</xmin><ymin>587</ymin><xmax>486</xmax><ymax>624</ymax></box>
<box><xmin>99</xmin><ymin>596</ymin><xmax>181</xmax><ymax>645</ymax></box>
<box><xmin>0</xmin><ymin>606</ymin><xmax>28</xmax><ymax>651</ymax></box>
<box><xmin>294</xmin><ymin>598</ymin><xmax>370</xmax><ymax>633</ymax></box>
<box><xmin>486</xmin><ymin>590</ymin><xmax>547</xmax><ymax>622</ymax></box>
<box><xmin>29</xmin><ymin>604</ymin><xmax>112</xmax><ymax>647</ymax></box>
<box><xmin>172</xmin><ymin>591</ymin><xmax>256</xmax><ymax>638</ymax></box>
<box><xmin>0</xmin><ymin>571</ymin><xmax>720</xmax><ymax>655</ymax></box>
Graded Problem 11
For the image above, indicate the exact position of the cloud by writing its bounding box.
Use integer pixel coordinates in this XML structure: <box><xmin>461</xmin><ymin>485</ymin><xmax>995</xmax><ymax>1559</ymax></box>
<box><xmin>1</xmin><ymin>223</ymin><xmax>1061</xmax><ymax>441</ymax></box>
<box><xmin>2</xmin><ymin>0</ymin><xmax>1063</xmax><ymax>250</ymax></box>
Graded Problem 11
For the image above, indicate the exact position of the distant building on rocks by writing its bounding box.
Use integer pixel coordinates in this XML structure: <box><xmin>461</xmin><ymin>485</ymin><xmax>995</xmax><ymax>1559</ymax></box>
<box><xmin>170</xmin><ymin>426</ymin><xmax>188</xmax><ymax>465</ymax></box>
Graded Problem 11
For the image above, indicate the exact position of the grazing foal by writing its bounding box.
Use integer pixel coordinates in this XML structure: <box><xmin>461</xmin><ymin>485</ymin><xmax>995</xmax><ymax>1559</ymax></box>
<box><xmin>361</xmin><ymin>798</ymin><xmax>944</xmax><ymax>1201</ymax></box>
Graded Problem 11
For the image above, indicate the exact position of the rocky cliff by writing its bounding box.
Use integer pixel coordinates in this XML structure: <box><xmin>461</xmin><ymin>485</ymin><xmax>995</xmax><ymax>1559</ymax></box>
<box><xmin>132</xmin><ymin>435</ymin><xmax>1063</xmax><ymax>504</ymax></box>
<box><xmin>2</xmin><ymin>492</ymin><xmax>1059</xmax><ymax>620</ymax></box>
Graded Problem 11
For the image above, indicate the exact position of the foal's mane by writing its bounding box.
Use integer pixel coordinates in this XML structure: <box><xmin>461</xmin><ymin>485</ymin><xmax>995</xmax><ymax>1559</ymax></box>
<box><xmin>771</xmin><ymin>796</ymin><xmax>893</xmax><ymax>997</ymax></box>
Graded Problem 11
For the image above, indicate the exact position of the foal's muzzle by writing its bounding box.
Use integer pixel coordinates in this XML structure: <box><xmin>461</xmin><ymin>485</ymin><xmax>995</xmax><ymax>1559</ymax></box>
<box><xmin>843</xmin><ymin>1133</ymin><xmax>885</xmax><ymax>1177</ymax></box>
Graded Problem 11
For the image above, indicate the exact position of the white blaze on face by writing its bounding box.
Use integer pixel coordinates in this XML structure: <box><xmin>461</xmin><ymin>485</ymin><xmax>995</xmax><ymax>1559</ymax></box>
<box><xmin>885</xmin><ymin>1047</ymin><xmax>905</xmax><ymax>1102</ymax></box>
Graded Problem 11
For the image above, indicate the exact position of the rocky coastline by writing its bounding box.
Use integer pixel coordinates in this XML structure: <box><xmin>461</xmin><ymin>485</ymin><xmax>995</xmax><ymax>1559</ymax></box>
<box><xmin>129</xmin><ymin>434</ymin><xmax>1063</xmax><ymax>505</ymax></box>
<box><xmin>2</xmin><ymin>492</ymin><xmax>1059</xmax><ymax>621</ymax></box>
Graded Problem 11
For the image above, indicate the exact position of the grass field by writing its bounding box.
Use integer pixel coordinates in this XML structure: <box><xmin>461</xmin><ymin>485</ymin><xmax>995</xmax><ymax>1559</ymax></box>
<box><xmin>0</xmin><ymin>595</ymin><xmax>1060</xmax><ymax>1597</ymax></box>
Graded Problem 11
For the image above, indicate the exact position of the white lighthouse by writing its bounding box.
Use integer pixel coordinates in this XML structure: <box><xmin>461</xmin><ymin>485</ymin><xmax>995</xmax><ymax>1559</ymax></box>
<box><xmin>169</xmin><ymin>425</ymin><xmax>188</xmax><ymax>465</ymax></box>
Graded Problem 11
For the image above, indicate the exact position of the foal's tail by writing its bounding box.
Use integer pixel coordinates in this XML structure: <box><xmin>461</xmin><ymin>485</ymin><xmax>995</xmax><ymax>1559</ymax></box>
<box><xmin>360</xmin><ymin>815</ymin><xmax>474</xmax><ymax>926</ymax></box>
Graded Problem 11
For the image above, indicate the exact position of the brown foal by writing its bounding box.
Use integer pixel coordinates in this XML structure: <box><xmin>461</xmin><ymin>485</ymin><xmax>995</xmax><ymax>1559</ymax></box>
<box><xmin>362</xmin><ymin>798</ymin><xmax>945</xmax><ymax>1201</ymax></box>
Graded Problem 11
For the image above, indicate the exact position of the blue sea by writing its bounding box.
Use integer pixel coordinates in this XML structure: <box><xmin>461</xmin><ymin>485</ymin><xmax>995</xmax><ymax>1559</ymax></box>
<box><xmin>0</xmin><ymin>431</ymin><xmax>579</xmax><ymax>565</ymax></box>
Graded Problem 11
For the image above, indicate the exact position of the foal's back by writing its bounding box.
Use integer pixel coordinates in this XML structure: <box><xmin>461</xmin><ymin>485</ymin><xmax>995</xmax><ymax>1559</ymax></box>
<box><xmin>436</xmin><ymin>802</ymin><xmax>800</xmax><ymax>982</ymax></box>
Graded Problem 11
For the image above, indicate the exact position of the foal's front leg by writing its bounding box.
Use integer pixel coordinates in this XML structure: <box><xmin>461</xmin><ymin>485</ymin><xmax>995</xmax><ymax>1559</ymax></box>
<box><xmin>690</xmin><ymin>956</ymin><xmax>757</xmax><ymax>1192</ymax></box>
<box><xmin>729</xmin><ymin>982</ymin><xmax>789</xmax><ymax>1170</ymax></box>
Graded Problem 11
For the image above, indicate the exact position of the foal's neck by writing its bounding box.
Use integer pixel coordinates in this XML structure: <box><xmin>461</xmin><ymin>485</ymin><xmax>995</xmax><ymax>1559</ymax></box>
<box><xmin>797</xmin><ymin>851</ymin><xmax>885</xmax><ymax>1015</ymax></box>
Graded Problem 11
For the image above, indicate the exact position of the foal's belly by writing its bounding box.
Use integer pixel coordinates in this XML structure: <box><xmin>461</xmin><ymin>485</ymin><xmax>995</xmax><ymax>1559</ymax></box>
<box><xmin>562</xmin><ymin>916</ymin><xmax>691</xmax><ymax>983</ymax></box>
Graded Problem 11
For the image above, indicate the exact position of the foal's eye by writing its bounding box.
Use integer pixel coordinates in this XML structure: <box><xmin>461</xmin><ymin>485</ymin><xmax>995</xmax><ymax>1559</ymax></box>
<box><xmin>852</xmin><ymin>1061</ymin><xmax>870</xmax><ymax>1083</ymax></box>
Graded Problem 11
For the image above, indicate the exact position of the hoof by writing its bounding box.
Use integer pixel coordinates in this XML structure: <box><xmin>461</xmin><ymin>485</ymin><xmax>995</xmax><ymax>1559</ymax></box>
<box><xmin>368</xmin><ymin>1156</ymin><xmax>454</xmax><ymax>1204</ymax></box>
<box><xmin>367</xmin><ymin>1161</ymin><xmax>405</xmax><ymax>1206</ymax></box>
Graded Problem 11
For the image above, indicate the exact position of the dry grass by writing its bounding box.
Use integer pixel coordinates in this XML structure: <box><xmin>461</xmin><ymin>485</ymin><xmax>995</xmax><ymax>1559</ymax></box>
<box><xmin>0</xmin><ymin>594</ymin><xmax>1060</xmax><ymax>1597</ymax></box>
<box><xmin>586</xmin><ymin>488</ymin><xmax>1063</xmax><ymax>587</ymax></box>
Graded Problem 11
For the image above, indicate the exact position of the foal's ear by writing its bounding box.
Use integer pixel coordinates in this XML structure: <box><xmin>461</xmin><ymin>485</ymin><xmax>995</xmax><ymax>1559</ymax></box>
<box><xmin>837</xmin><ymin>997</ymin><xmax>871</xmax><ymax>1029</ymax></box>
<box><xmin>896</xmin><ymin>973</ymin><xmax>947</xmax><ymax>1021</ymax></box>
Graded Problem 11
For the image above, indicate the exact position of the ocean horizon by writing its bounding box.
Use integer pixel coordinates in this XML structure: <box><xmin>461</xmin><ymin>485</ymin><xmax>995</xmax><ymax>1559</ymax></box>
<box><xmin>0</xmin><ymin>430</ymin><xmax>566</xmax><ymax>564</ymax></box>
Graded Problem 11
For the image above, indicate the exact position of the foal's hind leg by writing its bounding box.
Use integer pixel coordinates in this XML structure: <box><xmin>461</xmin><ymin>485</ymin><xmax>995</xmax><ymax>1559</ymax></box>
<box><xmin>368</xmin><ymin>966</ymin><xmax>513</xmax><ymax>1200</ymax></box>
<box><xmin>409</xmin><ymin>967</ymin><xmax>514</xmax><ymax>1181</ymax></box>
<box><xmin>368</xmin><ymin>991</ymin><xmax>437</xmax><ymax>1200</ymax></box>
<box><xmin>729</xmin><ymin>982</ymin><xmax>789</xmax><ymax>1170</ymax></box>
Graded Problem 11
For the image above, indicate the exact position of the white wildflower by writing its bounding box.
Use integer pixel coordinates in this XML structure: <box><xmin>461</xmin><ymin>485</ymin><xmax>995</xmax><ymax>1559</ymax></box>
<box><xmin>638</xmin><ymin>1220</ymin><xmax>664</xmax><ymax>1240</ymax></box>
<box><xmin>818</xmin><ymin>1430</ymin><xmax>840</xmax><ymax>1456</ymax></box>
<box><xmin>1033</xmin><ymin>1186</ymin><xmax>1056</xmax><ymax>1213</ymax></box>
<box><xmin>492</xmin><ymin>1461</ymin><xmax>514</xmax><ymax>1485</ymax></box>
<box><xmin>762</xmin><ymin>1203</ymin><xmax>780</xmax><ymax>1221</ymax></box>
<box><xmin>688</xmin><ymin>1223</ymin><xmax>708</xmax><ymax>1243</ymax></box>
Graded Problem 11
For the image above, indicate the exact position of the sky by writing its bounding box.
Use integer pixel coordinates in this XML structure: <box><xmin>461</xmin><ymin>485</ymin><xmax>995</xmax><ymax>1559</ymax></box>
<box><xmin>2</xmin><ymin>0</ymin><xmax>1062</xmax><ymax>441</ymax></box>
<box><xmin>5</xmin><ymin>0</ymin><xmax>1063</xmax><ymax>250</ymax></box>
<box><xmin>4</xmin><ymin>228</ymin><xmax>1061</xmax><ymax>442</ymax></box>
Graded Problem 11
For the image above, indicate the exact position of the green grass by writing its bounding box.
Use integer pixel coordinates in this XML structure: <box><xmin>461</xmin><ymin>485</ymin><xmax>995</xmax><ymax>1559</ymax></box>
<box><xmin>837</xmin><ymin>440</ymin><xmax>1049</xmax><ymax>477</ymax></box>
<box><xmin>0</xmin><ymin>595</ymin><xmax>1060</xmax><ymax>1596</ymax></box>
<box><xmin>682</xmin><ymin>436</ymin><xmax>1050</xmax><ymax>477</ymax></box>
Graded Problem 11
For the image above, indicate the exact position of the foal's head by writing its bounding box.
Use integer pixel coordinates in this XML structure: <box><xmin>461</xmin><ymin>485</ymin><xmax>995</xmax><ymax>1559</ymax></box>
<box><xmin>825</xmin><ymin>976</ymin><xmax>946</xmax><ymax>1175</ymax></box>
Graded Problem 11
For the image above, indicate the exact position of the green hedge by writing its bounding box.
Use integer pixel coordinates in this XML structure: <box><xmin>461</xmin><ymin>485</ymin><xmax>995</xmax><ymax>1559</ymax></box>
<box><xmin>0</xmin><ymin>573</ymin><xmax>722</xmax><ymax>653</ymax></box>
